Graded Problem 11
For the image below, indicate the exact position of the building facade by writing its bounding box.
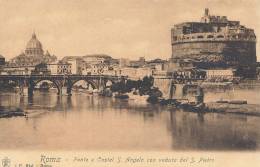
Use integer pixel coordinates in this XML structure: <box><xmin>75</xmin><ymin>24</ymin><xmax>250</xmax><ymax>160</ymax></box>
<box><xmin>57</xmin><ymin>61</ymin><xmax>72</xmax><ymax>74</ymax></box>
<box><xmin>82</xmin><ymin>54</ymin><xmax>112</xmax><ymax>65</ymax></box>
<box><xmin>129</xmin><ymin>57</ymin><xmax>146</xmax><ymax>68</ymax></box>
<box><xmin>63</xmin><ymin>57</ymin><xmax>83</xmax><ymax>74</ymax></box>
<box><xmin>0</xmin><ymin>66</ymin><xmax>35</xmax><ymax>75</ymax></box>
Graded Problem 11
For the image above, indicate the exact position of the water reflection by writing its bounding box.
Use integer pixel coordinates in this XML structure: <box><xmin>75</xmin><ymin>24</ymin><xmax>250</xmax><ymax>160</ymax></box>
<box><xmin>167</xmin><ymin>110</ymin><xmax>259</xmax><ymax>150</ymax></box>
<box><xmin>0</xmin><ymin>90</ymin><xmax>259</xmax><ymax>150</ymax></box>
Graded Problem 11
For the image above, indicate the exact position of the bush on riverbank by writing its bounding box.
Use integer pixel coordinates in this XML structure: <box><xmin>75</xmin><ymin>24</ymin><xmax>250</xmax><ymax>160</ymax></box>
<box><xmin>110</xmin><ymin>76</ymin><xmax>162</xmax><ymax>102</ymax></box>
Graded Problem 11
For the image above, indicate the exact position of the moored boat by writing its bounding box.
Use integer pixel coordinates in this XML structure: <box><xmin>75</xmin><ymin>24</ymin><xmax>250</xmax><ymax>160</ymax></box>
<box><xmin>0</xmin><ymin>106</ymin><xmax>26</xmax><ymax>118</ymax></box>
<box><xmin>114</xmin><ymin>93</ymin><xmax>129</xmax><ymax>99</ymax></box>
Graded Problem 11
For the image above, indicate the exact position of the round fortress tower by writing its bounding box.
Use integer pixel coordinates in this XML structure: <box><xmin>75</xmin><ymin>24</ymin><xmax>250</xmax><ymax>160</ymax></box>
<box><xmin>171</xmin><ymin>8</ymin><xmax>257</xmax><ymax>78</ymax></box>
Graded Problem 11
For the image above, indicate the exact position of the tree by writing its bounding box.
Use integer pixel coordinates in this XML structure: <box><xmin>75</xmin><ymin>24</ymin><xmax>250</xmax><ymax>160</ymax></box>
<box><xmin>139</xmin><ymin>76</ymin><xmax>154</xmax><ymax>95</ymax></box>
<box><xmin>110</xmin><ymin>76</ymin><xmax>156</xmax><ymax>96</ymax></box>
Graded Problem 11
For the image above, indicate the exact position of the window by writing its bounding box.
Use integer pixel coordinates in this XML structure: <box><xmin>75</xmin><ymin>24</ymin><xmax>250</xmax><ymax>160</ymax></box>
<box><xmin>217</xmin><ymin>35</ymin><xmax>224</xmax><ymax>38</ymax></box>
<box><xmin>197</xmin><ymin>35</ymin><xmax>204</xmax><ymax>39</ymax></box>
<box><xmin>207</xmin><ymin>35</ymin><xmax>214</xmax><ymax>38</ymax></box>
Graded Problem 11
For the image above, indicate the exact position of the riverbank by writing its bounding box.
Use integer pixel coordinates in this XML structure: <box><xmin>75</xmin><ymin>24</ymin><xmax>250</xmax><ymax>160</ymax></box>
<box><xmin>205</xmin><ymin>102</ymin><xmax>260</xmax><ymax>116</ymax></box>
<box><xmin>159</xmin><ymin>98</ymin><xmax>260</xmax><ymax>117</ymax></box>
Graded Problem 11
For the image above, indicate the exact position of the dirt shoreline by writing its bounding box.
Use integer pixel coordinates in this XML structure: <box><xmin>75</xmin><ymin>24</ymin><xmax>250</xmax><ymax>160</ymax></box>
<box><xmin>205</xmin><ymin>102</ymin><xmax>260</xmax><ymax>116</ymax></box>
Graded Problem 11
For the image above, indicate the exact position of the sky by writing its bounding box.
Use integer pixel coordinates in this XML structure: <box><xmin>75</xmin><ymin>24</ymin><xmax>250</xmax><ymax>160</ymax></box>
<box><xmin>0</xmin><ymin>0</ymin><xmax>259</xmax><ymax>61</ymax></box>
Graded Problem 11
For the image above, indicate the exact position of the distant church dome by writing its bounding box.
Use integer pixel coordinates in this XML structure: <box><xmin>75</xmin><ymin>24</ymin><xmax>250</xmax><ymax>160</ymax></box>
<box><xmin>11</xmin><ymin>32</ymin><xmax>57</xmax><ymax>66</ymax></box>
<box><xmin>25</xmin><ymin>33</ymin><xmax>44</xmax><ymax>56</ymax></box>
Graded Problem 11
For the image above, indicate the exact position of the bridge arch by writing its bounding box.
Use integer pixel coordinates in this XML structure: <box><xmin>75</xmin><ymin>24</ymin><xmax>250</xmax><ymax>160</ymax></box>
<box><xmin>66</xmin><ymin>79</ymin><xmax>99</xmax><ymax>96</ymax></box>
<box><xmin>30</xmin><ymin>79</ymin><xmax>63</xmax><ymax>95</ymax></box>
<box><xmin>69</xmin><ymin>79</ymin><xmax>98</xmax><ymax>90</ymax></box>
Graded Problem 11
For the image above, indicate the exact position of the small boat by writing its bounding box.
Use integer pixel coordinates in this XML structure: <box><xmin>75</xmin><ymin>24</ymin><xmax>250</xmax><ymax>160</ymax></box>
<box><xmin>216</xmin><ymin>99</ymin><xmax>229</xmax><ymax>103</ymax></box>
<box><xmin>92</xmin><ymin>89</ymin><xmax>100</xmax><ymax>95</ymax></box>
<box><xmin>228</xmin><ymin>100</ymin><xmax>247</xmax><ymax>104</ymax></box>
<box><xmin>127</xmin><ymin>92</ymin><xmax>149</xmax><ymax>103</ymax></box>
<box><xmin>114</xmin><ymin>94</ymin><xmax>129</xmax><ymax>99</ymax></box>
<box><xmin>178</xmin><ymin>102</ymin><xmax>205</xmax><ymax>112</ymax></box>
<box><xmin>49</xmin><ymin>87</ymin><xmax>57</xmax><ymax>92</ymax></box>
<box><xmin>159</xmin><ymin>98</ymin><xmax>181</xmax><ymax>106</ymax></box>
<box><xmin>0</xmin><ymin>106</ymin><xmax>26</xmax><ymax>118</ymax></box>
<box><xmin>147</xmin><ymin>96</ymin><xmax>159</xmax><ymax>104</ymax></box>
<box><xmin>78</xmin><ymin>89</ymin><xmax>91</xmax><ymax>94</ymax></box>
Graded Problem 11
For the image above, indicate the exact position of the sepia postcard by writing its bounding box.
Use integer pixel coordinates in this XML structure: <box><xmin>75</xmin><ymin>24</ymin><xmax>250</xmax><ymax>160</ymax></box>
<box><xmin>0</xmin><ymin>0</ymin><xmax>260</xmax><ymax>166</ymax></box>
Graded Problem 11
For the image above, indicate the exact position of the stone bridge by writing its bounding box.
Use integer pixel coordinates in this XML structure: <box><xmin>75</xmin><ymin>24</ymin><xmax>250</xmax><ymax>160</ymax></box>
<box><xmin>153</xmin><ymin>77</ymin><xmax>205</xmax><ymax>99</ymax></box>
<box><xmin>0</xmin><ymin>74</ymin><xmax>127</xmax><ymax>96</ymax></box>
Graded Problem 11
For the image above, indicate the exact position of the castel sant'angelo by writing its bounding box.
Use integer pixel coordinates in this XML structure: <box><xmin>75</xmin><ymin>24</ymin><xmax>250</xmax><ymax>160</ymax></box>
<box><xmin>171</xmin><ymin>8</ymin><xmax>257</xmax><ymax>78</ymax></box>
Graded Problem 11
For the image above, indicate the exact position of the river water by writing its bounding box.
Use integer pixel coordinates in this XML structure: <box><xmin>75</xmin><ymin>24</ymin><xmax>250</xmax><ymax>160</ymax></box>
<box><xmin>0</xmin><ymin>87</ymin><xmax>260</xmax><ymax>151</ymax></box>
